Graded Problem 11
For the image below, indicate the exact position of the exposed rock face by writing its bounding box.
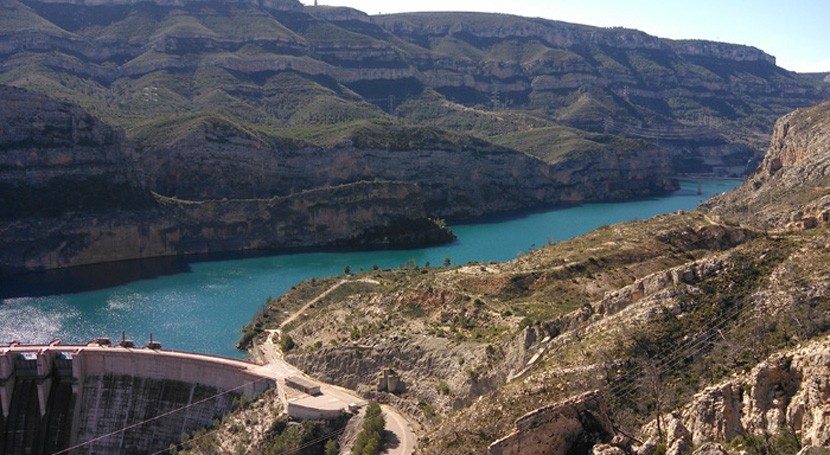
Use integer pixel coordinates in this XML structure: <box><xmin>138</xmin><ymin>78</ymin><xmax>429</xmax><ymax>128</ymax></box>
<box><xmin>0</xmin><ymin>85</ymin><xmax>150</xmax><ymax>220</ymax></box>
<box><xmin>2</xmin><ymin>0</ymin><xmax>827</xmax><ymax>181</ymax></box>
<box><xmin>0</xmin><ymin>180</ymin><xmax>451</xmax><ymax>273</ymax></box>
<box><xmin>0</xmin><ymin>86</ymin><xmax>136</xmax><ymax>184</ymax></box>
<box><xmin>488</xmin><ymin>391</ymin><xmax>614</xmax><ymax>455</ymax></box>
<box><xmin>650</xmin><ymin>336</ymin><xmax>830</xmax><ymax>449</ymax></box>
<box><xmin>0</xmin><ymin>87</ymin><xmax>454</xmax><ymax>273</ymax></box>
<box><xmin>691</xmin><ymin>442</ymin><xmax>728</xmax><ymax>455</ymax></box>
<box><xmin>706</xmin><ymin>100</ymin><xmax>830</xmax><ymax>229</ymax></box>
<box><xmin>146</xmin><ymin>121</ymin><xmax>674</xmax><ymax>218</ymax></box>
<box><xmin>278</xmin><ymin>321</ymin><xmax>565</xmax><ymax>427</ymax></box>
<box><xmin>592</xmin><ymin>444</ymin><xmax>627</xmax><ymax>455</ymax></box>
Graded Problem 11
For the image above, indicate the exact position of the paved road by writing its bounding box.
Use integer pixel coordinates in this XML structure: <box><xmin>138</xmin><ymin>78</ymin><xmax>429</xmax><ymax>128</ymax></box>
<box><xmin>259</xmin><ymin>278</ymin><xmax>415</xmax><ymax>454</ymax></box>
<box><xmin>381</xmin><ymin>405</ymin><xmax>416</xmax><ymax>455</ymax></box>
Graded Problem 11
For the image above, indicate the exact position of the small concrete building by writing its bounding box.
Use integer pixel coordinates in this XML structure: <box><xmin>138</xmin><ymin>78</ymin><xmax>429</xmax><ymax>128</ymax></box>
<box><xmin>285</xmin><ymin>376</ymin><xmax>321</xmax><ymax>396</ymax></box>
<box><xmin>376</xmin><ymin>368</ymin><xmax>401</xmax><ymax>394</ymax></box>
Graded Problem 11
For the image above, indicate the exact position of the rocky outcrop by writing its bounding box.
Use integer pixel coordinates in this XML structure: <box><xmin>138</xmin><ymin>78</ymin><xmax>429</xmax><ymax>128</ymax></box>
<box><xmin>488</xmin><ymin>391</ymin><xmax>614</xmax><ymax>455</ymax></box>
<box><xmin>706</xmin><ymin>100</ymin><xmax>830</xmax><ymax>229</ymax></box>
<box><xmin>0</xmin><ymin>86</ymin><xmax>136</xmax><ymax>183</ymax></box>
<box><xmin>287</xmin><ymin>335</ymin><xmax>494</xmax><ymax>415</ymax></box>
<box><xmin>592</xmin><ymin>443</ymin><xmax>627</xmax><ymax>455</ymax></box>
<box><xmin>0</xmin><ymin>180</ymin><xmax>452</xmax><ymax>273</ymax></box>
<box><xmin>145</xmin><ymin>120</ymin><xmax>674</xmax><ymax>218</ymax></box>
<box><xmin>645</xmin><ymin>336</ymin><xmax>830</xmax><ymax>450</ymax></box>
<box><xmin>668</xmin><ymin>40</ymin><xmax>776</xmax><ymax>64</ymax></box>
<box><xmin>0</xmin><ymin>85</ymin><xmax>151</xmax><ymax>220</ymax></box>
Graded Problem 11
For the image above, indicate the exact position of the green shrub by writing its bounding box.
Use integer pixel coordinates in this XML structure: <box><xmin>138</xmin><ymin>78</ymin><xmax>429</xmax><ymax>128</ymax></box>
<box><xmin>280</xmin><ymin>334</ymin><xmax>295</xmax><ymax>352</ymax></box>
<box><xmin>437</xmin><ymin>380</ymin><xmax>451</xmax><ymax>395</ymax></box>
<box><xmin>325</xmin><ymin>439</ymin><xmax>339</xmax><ymax>455</ymax></box>
<box><xmin>352</xmin><ymin>402</ymin><xmax>385</xmax><ymax>455</ymax></box>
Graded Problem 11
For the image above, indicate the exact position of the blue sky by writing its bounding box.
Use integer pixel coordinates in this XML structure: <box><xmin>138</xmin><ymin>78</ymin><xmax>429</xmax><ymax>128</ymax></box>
<box><xmin>304</xmin><ymin>0</ymin><xmax>830</xmax><ymax>73</ymax></box>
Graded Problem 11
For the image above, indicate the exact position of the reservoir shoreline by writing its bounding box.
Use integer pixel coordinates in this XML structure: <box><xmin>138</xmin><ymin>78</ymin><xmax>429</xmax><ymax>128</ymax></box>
<box><xmin>1</xmin><ymin>179</ymin><xmax>742</xmax><ymax>357</ymax></box>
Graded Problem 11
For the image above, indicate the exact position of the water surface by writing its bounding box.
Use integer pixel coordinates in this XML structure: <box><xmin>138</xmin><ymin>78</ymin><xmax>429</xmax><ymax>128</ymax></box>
<box><xmin>0</xmin><ymin>179</ymin><xmax>741</xmax><ymax>357</ymax></box>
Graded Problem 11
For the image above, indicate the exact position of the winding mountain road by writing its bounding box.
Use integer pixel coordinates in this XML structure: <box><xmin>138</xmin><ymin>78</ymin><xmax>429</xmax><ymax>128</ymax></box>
<box><xmin>381</xmin><ymin>404</ymin><xmax>416</xmax><ymax>455</ymax></box>
<box><xmin>261</xmin><ymin>278</ymin><xmax>415</xmax><ymax>454</ymax></box>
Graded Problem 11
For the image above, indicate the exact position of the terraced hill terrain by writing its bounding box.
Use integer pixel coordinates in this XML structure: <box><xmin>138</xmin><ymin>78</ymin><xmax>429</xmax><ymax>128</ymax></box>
<box><xmin>3</xmin><ymin>0</ymin><xmax>828</xmax><ymax>271</ymax></box>
<box><xmin>2</xmin><ymin>0</ymin><xmax>827</xmax><ymax>177</ymax></box>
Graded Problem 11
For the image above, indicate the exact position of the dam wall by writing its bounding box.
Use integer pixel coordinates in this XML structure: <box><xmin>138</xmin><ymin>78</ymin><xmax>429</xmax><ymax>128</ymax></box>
<box><xmin>0</xmin><ymin>341</ymin><xmax>276</xmax><ymax>454</ymax></box>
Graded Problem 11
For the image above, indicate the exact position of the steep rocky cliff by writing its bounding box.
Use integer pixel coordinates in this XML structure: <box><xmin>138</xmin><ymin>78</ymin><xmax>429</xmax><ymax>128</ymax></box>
<box><xmin>488</xmin><ymin>391</ymin><xmax>616</xmax><ymax>455</ymax></box>
<box><xmin>0</xmin><ymin>87</ymin><xmax>454</xmax><ymax>273</ymax></box>
<box><xmin>0</xmin><ymin>179</ymin><xmax>453</xmax><ymax>273</ymax></box>
<box><xmin>0</xmin><ymin>85</ymin><xmax>150</xmax><ymax>219</ymax></box>
<box><xmin>643</xmin><ymin>336</ymin><xmax>830</xmax><ymax>453</ymax></box>
<box><xmin>1</xmin><ymin>0</ymin><xmax>827</xmax><ymax>186</ymax></box>
<box><xmin>142</xmin><ymin>117</ymin><xmax>673</xmax><ymax>217</ymax></box>
<box><xmin>705</xmin><ymin>100</ymin><xmax>830</xmax><ymax>229</ymax></box>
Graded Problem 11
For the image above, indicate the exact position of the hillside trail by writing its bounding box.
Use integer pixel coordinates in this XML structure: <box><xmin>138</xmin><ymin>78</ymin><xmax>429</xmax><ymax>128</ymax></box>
<box><xmin>260</xmin><ymin>276</ymin><xmax>416</xmax><ymax>454</ymax></box>
<box><xmin>277</xmin><ymin>276</ymin><xmax>380</xmax><ymax>332</ymax></box>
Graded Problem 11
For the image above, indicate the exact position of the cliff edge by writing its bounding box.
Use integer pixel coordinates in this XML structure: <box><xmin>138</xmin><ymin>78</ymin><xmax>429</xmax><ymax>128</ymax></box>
<box><xmin>0</xmin><ymin>86</ymin><xmax>454</xmax><ymax>274</ymax></box>
<box><xmin>705</xmin><ymin>100</ymin><xmax>830</xmax><ymax>230</ymax></box>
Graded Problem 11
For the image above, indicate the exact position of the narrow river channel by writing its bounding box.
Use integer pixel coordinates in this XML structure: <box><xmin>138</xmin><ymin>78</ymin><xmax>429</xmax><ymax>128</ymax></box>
<box><xmin>0</xmin><ymin>179</ymin><xmax>741</xmax><ymax>357</ymax></box>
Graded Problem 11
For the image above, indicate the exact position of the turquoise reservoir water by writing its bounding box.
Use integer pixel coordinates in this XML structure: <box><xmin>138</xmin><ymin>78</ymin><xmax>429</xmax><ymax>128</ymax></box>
<box><xmin>0</xmin><ymin>179</ymin><xmax>741</xmax><ymax>357</ymax></box>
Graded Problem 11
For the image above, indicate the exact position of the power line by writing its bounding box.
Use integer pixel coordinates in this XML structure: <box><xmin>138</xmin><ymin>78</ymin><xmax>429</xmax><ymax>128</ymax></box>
<box><xmin>53</xmin><ymin>376</ymin><xmax>272</xmax><ymax>455</ymax></box>
<box><xmin>149</xmin><ymin>426</ymin><xmax>224</xmax><ymax>455</ymax></box>
<box><xmin>607</xmin><ymin>303</ymin><xmax>751</xmax><ymax>401</ymax></box>
<box><xmin>526</xmin><ymin>277</ymin><xmax>758</xmax><ymax>403</ymax></box>
<box><xmin>156</xmin><ymin>418</ymin><xmax>347</xmax><ymax>455</ymax></box>
<box><xmin>606</xmin><ymin>296</ymin><xmax>771</xmax><ymax>406</ymax></box>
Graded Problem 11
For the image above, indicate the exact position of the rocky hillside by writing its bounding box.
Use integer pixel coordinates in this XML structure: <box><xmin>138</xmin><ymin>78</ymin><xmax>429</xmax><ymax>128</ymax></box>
<box><xmin>1</xmin><ymin>0</ymin><xmax>827</xmax><ymax>186</ymax></box>
<box><xmin>3</xmin><ymin>0</ymin><xmax>828</xmax><ymax>272</ymax></box>
<box><xmin>0</xmin><ymin>83</ymin><xmax>673</xmax><ymax>274</ymax></box>
<box><xmin>649</xmin><ymin>336</ymin><xmax>830</xmax><ymax>454</ymax></box>
<box><xmin>138</xmin><ymin>118</ymin><xmax>673</xmax><ymax>218</ymax></box>
<box><xmin>704</xmin><ymin>100</ymin><xmax>830</xmax><ymax>230</ymax></box>
<box><xmin>0</xmin><ymin>85</ymin><xmax>150</xmax><ymax>220</ymax></box>
<box><xmin>241</xmin><ymin>100</ymin><xmax>830</xmax><ymax>454</ymax></box>
<box><xmin>0</xmin><ymin>86</ymin><xmax>454</xmax><ymax>273</ymax></box>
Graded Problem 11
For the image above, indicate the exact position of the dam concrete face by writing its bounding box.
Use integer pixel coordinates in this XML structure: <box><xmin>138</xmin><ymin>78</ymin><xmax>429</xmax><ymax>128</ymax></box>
<box><xmin>0</xmin><ymin>341</ymin><xmax>276</xmax><ymax>454</ymax></box>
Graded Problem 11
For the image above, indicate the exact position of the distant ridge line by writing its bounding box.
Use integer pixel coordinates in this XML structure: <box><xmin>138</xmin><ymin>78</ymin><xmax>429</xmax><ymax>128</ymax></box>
<box><xmin>23</xmin><ymin>0</ymin><xmax>304</xmax><ymax>12</ymax></box>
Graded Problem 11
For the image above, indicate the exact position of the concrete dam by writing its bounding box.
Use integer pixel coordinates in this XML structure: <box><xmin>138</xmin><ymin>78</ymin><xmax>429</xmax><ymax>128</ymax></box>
<box><xmin>0</xmin><ymin>340</ymin><xmax>276</xmax><ymax>454</ymax></box>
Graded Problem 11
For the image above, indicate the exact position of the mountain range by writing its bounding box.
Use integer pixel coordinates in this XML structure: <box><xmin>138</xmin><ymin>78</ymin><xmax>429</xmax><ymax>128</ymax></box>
<box><xmin>2</xmin><ymin>0</ymin><xmax>828</xmax><ymax>272</ymax></box>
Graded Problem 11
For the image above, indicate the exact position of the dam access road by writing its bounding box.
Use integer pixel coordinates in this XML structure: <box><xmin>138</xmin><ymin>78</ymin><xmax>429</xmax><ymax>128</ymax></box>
<box><xmin>256</xmin><ymin>275</ymin><xmax>416</xmax><ymax>454</ymax></box>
